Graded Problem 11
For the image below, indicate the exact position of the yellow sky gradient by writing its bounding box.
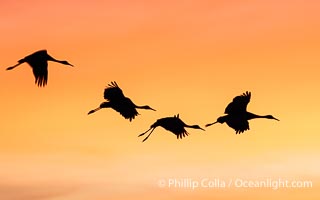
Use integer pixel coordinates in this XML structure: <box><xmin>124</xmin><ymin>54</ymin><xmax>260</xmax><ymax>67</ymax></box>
<box><xmin>0</xmin><ymin>0</ymin><xmax>319</xmax><ymax>199</ymax></box>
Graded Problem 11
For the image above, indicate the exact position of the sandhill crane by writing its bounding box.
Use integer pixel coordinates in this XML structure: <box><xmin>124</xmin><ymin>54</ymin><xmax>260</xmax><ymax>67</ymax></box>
<box><xmin>138</xmin><ymin>114</ymin><xmax>204</xmax><ymax>142</ymax></box>
<box><xmin>6</xmin><ymin>49</ymin><xmax>73</xmax><ymax>87</ymax></box>
<box><xmin>88</xmin><ymin>81</ymin><xmax>155</xmax><ymax>121</ymax></box>
<box><xmin>206</xmin><ymin>91</ymin><xmax>279</xmax><ymax>134</ymax></box>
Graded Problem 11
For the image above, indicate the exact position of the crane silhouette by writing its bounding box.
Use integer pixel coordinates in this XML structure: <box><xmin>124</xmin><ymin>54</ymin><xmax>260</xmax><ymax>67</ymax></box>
<box><xmin>206</xmin><ymin>91</ymin><xmax>279</xmax><ymax>134</ymax></box>
<box><xmin>88</xmin><ymin>81</ymin><xmax>155</xmax><ymax>121</ymax></box>
<box><xmin>6</xmin><ymin>50</ymin><xmax>73</xmax><ymax>87</ymax></box>
<box><xmin>138</xmin><ymin>114</ymin><xmax>205</xmax><ymax>142</ymax></box>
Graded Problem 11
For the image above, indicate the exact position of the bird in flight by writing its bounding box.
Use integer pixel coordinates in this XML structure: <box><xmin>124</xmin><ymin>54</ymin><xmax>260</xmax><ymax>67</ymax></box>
<box><xmin>206</xmin><ymin>91</ymin><xmax>279</xmax><ymax>134</ymax></box>
<box><xmin>6</xmin><ymin>50</ymin><xmax>73</xmax><ymax>87</ymax></box>
<box><xmin>88</xmin><ymin>81</ymin><xmax>156</xmax><ymax>121</ymax></box>
<box><xmin>138</xmin><ymin>114</ymin><xmax>205</xmax><ymax>142</ymax></box>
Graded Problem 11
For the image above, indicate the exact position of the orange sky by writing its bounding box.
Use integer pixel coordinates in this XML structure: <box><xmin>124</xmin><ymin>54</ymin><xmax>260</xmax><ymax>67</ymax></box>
<box><xmin>0</xmin><ymin>0</ymin><xmax>320</xmax><ymax>199</ymax></box>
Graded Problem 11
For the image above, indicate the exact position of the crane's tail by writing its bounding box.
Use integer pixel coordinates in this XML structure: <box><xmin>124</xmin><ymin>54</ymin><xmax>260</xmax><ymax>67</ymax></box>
<box><xmin>205</xmin><ymin>121</ymin><xmax>218</xmax><ymax>127</ymax></box>
<box><xmin>6</xmin><ymin>63</ymin><xmax>22</xmax><ymax>70</ymax></box>
<box><xmin>138</xmin><ymin>127</ymin><xmax>156</xmax><ymax>142</ymax></box>
<box><xmin>88</xmin><ymin>107</ymin><xmax>101</xmax><ymax>115</ymax></box>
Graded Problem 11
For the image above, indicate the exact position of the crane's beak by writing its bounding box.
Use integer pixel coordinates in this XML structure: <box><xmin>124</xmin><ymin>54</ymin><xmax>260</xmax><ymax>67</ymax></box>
<box><xmin>88</xmin><ymin>110</ymin><xmax>95</xmax><ymax>115</ymax></box>
<box><xmin>273</xmin><ymin>117</ymin><xmax>280</xmax><ymax>121</ymax></box>
<box><xmin>205</xmin><ymin>121</ymin><xmax>218</xmax><ymax>127</ymax></box>
<box><xmin>6</xmin><ymin>66</ymin><xmax>15</xmax><ymax>70</ymax></box>
<box><xmin>88</xmin><ymin>107</ymin><xmax>100</xmax><ymax>115</ymax></box>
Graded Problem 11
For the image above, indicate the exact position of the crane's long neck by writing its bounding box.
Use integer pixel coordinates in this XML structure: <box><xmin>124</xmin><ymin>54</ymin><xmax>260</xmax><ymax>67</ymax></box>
<box><xmin>100</xmin><ymin>102</ymin><xmax>111</xmax><ymax>108</ymax></box>
<box><xmin>246</xmin><ymin>112</ymin><xmax>276</xmax><ymax>120</ymax></box>
<box><xmin>6</xmin><ymin>60</ymin><xmax>24</xmax><ymax>70</ymax></box>
<box><xmin>184</xmin><ymin>124</ymin><xmax>197</xmax><ymax>128</ymax></box>
<box><xmin>184</xmin><ymin>124</ymin><xmax>204</xmax><ymax>130</ymax></box>
<box><xmin>246</xmin><ymin>112</ymin><xmax>263</xmax><ymax>120</ymax></box>
<box><xmin>88</xmin><ymin>102</ymin><xmax>111</xmax><ymax>115</ymax></box>
<box><xmin>50</xmin><ymin>58</ymin><xmax>67</xmax><ymax>64</ymax></box>
<box><xmin>47</xmin><ymin>55</ymin><xmax>72</xmax><ymax>66</ymax></box>
<box><xmin>135</xmin><ymin>105</ymin><xmax>156</xmax><ymax>111</ymax></box>
<box><xmin>135</xmin><ymin>105</ymin><xmax>148</xmax><ymax>109</ymax></box>
<box><xmin>47</xmin><ymin>56</ymin><xmax>61</xmax><ymax>62</ymax></box>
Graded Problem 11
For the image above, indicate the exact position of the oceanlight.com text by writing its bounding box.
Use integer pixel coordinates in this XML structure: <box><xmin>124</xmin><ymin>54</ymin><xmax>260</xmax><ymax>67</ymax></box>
<box><xmin>157</xmin><ymin>178</ymin><xmax>313</xmax><ymax>190</ymax></box>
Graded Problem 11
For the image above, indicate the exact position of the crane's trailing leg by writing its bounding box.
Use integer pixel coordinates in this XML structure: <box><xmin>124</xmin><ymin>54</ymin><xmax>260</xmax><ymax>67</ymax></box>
<box><xmin>138</xmin><ymin>127</ymin><xmax>156</xmax><ymax>142</ymax></box>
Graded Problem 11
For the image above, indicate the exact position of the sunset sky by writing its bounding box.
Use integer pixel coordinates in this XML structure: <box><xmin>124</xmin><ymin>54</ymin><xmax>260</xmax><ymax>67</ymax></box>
<box><xmin>0</xmin><ymin>0</ymin><xmax>319</xmax><ymax>199</ymax></box>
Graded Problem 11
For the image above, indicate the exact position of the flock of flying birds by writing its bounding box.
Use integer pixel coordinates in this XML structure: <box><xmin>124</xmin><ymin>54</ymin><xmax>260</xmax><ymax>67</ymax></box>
<box><xmin>5</xmin><ymin>50</ymin><xmax>279</xmax><ymax>142</ymax></box>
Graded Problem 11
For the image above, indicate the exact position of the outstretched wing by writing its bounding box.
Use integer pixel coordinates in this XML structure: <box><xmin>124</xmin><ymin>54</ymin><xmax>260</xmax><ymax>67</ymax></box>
<box><xmin>21</xmin><ymin>50</ymin><xmax>49</xmax><ymax>87</ymax></box>
<box><xmin>113</xmin><ymin>98</ymin><xmax>139</xmax><ymax>121</ymax></box>
<box><xmin>159</xmin><ymin>117</ymin><xmax>190</xmax><ymax>139</ymax></box>
<box><xmin>226</xmin><ymin>117</ymin><xmax>250</xmax><ymax>134</ymax></box>
<box><xmin>225</xmin><ymin>91</ymin><xmax>251</xmax><ymax>114</ymax></box>
<box><xmin>30</xmin><ymin>59</ymin><xmax>48</xmax><ymax>87</ymax></box>
<box><xmin>104</xmin><ymin>81</ymin><xmax>125</xmax><ymax>101</ymax></box>
<box><xmin>176</xmin><ymin>129</ymin><xmax>189</xmax><ymax>139</ymax></box>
